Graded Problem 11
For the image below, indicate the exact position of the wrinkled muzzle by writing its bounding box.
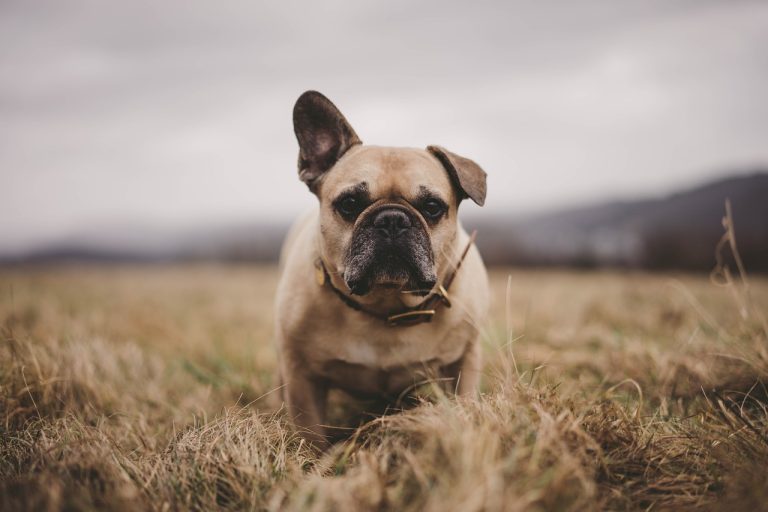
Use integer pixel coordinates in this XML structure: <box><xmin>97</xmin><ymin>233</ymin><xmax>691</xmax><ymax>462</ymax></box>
<box><xmin>343</xmin><ymin>204</ymin><xmax>436</xmax><ymax>296</ymax></box>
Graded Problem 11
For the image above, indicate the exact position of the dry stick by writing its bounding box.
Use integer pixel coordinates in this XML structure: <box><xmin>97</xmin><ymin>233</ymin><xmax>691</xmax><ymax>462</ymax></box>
<box><xmin>711</xmin><ymin>200</ymin><xmax>747</xmax><ymax>319</ymax></box>
<box><xmin>505</xmin><ymin>275</ymin><xmax>520</xmax><ymax>378</ymax></box>
<box><xmin>711</xmin><ymin>199</ymin><xmax>768</xmax><ymax>337</ymax></box>
<box><xmin>724</xmin><ymin>200</ymin><xmax>750</xmax><ymax>299</ymax></box>
<box><xmin>703</xmin><ymin>200</ymin><xmax>768</xmax><ymax>449</ymax></box>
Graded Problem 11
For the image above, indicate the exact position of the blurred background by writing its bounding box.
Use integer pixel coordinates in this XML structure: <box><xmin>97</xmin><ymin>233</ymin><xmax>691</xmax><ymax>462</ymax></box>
<box><xmin>2</xmin><ymin>0</ymin><xmax>767</xmax><ymax>270</ymax></box>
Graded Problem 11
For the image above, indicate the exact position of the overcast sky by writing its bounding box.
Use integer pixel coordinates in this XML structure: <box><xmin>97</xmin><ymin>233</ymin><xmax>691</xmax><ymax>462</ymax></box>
<box><xmin>2</xmin><ymin>0</ymin><xmax>768</xmax><ymax>253</ymax></box>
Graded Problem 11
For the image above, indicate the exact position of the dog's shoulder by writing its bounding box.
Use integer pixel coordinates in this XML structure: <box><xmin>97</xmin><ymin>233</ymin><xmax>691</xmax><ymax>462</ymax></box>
<box><xmin>447</xmin><ymin>225</ymin><xmax>491</xmax><ymax>324</ymax></box>
<box><xmin>278</xmin><ymin>208</ymin><xmax>317</xmax><ymax>270</ymax></box>
<box><xmin>275</xmin><ymin>209</ymin><xmax>349</xmax><ymax>346</ymax></box>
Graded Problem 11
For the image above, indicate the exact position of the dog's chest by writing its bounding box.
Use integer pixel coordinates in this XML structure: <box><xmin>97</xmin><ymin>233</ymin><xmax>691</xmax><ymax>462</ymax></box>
<box><xmin>330</xmin><ymin>322</ymin><xmax>464</xmax><ymax>367</ymax></box>
<box><xmin>322</xmin><ymin>356</ymin><xmax>445</xmax><ymax>397</ymax></box>
<box><xmin>336</xmin><ymin>339</ymin><xmax>380</xmax><ymax>366</ymax></box>
<box><xmin>313</xmin><ymin>320</ymin><xmax>469</xmax><ymax>395</ymax></box>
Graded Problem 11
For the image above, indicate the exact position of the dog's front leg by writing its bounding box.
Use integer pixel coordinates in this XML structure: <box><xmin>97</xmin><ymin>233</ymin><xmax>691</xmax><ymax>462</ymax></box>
<box><xmin>281</xmin><ymin>362</ymin><xmax>329</xmax><ymax>448</ymax></box>
<box><xmin>444</xmin><ymin>340</ymin><xmax>482</xmax><ymax>397</ymax></box>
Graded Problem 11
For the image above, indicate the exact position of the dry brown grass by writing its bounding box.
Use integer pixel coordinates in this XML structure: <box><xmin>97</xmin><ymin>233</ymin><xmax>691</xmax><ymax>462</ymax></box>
<box><xmin>1</xmin><ymin>257</ymin><xmax>767</xmax><ymax>510</ymax></box>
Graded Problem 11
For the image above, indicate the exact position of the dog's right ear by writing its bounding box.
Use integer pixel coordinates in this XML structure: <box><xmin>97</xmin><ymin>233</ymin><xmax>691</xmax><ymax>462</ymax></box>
<box><xmin>293</xmin><ymin>91</ymin><xmax>362</xmax><ymax>191</ymax></box>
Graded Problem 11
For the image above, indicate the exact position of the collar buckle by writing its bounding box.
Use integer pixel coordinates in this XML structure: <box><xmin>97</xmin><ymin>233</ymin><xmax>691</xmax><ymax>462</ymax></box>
<box><xmin>314</xmin><ymin>259</ymin><xmax>327</xmax><ymax>286</ymax></box>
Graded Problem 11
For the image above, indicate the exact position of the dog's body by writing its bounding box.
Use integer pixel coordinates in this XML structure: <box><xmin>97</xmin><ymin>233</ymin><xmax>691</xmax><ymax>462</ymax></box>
<box><xmin>275</xmin><ymin>92</ymin><xmax>490</xmax><ymax>446</ymax></box>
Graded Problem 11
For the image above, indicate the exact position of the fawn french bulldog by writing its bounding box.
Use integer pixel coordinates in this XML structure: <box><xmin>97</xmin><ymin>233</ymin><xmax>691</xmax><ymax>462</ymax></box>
<box><xmin>275</xmin><ymin>91</ymin><xmax>489</xmax><ymax>447</ymax></box>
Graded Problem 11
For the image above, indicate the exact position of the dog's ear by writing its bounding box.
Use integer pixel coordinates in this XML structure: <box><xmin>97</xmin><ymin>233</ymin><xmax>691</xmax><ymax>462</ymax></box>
<box><xmin>293</xmin><ymin>91</ymin><xmax>361</xmax><ymax>191</ymax></box>
<box><xmin>427</xmin><ymin>145</ymin><xmax>487</xmax><ymax>206</ymax></box>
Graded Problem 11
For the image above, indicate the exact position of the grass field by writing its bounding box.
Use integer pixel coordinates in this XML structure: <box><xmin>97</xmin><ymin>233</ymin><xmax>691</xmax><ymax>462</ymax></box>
<box><xmin>1</xmin><ymin>262</ymin><xmax>767</xmax><ymax>511</ymax></box>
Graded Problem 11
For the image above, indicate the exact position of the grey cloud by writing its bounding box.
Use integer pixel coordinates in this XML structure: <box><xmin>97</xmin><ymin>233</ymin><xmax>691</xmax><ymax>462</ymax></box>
<box><xmin>2</xmin><ymin>0</ymin><xmax>767</xmax><ymax>252</ymax></box>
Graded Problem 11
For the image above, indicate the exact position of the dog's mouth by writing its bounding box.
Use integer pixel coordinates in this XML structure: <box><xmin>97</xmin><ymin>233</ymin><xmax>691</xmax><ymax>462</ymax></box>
<box><xmin>342</xmin><ymin>205</ymin><xmax>436</xmax><ymax>296</ymax></box>
<box><xmin>344</xmin><ymin>244</ymin><xmax>436</xmax><ymax>296</ymax></box>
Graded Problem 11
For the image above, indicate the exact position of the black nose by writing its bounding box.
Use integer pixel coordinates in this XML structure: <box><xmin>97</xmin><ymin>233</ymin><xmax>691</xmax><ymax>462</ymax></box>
<box><xmin>373</xmin><ymin>208</ymin><xmax>412</xmax><ymax>239</ymax></box>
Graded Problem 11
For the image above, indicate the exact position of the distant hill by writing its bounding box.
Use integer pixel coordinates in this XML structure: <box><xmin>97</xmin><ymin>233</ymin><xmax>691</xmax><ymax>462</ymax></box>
<box><xmin>2</xmin><ymin>221</ymin><xmax>290</xmax><ymax>264</ymax></box>
<box><xmin>467</xmin><ymin>171</ymin><xmax>768</xmax><ymax>271</ymax></box>
<box><xmin>4</xmin><ymin>171</ymin><xmax>767</xmax><ymax>272</ymax></box>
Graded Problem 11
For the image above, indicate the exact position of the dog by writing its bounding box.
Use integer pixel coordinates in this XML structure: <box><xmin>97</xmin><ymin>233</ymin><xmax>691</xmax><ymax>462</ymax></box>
<box><xmin>275</xmin><ymin>91</ymin><xmax>490</xmax><ymax>447</ymax></box>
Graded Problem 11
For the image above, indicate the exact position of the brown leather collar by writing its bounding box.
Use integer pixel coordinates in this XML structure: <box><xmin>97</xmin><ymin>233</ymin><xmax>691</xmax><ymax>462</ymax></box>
<box><xmin>314</xmin><ymin>231</ymin><xmax>477</xmax><ymax>327</ymax></box>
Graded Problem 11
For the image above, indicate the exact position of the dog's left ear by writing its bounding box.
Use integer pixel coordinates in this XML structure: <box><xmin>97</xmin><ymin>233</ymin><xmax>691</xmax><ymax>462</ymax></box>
<box><xmin>293</xmin><ymin>91</ymin><xmax>362</xmax><ymax>191</ymax></box>
<box><xmin>427</xmin><ymin>145</ymin><xmax>487</xmax><ymax>206</ymax></box>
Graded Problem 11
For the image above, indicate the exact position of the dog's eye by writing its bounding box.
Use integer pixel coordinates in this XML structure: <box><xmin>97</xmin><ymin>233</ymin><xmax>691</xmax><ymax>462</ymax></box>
<box><xmin>421</xmin><ymin>199</ymin><xmax>446</xmax><ymax>220</ymax></box>
<box><xmin>335</xmin><ymin>196</ymin><xmax>362</xmax><ymax>219</ymax></box>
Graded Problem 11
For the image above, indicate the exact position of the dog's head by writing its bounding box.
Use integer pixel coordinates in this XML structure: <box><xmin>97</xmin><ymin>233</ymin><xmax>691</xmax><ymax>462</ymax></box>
<box><xmin>293</xmin><ymin>91</ymin><xmax>486</xmax><ymax>297</ymax></box>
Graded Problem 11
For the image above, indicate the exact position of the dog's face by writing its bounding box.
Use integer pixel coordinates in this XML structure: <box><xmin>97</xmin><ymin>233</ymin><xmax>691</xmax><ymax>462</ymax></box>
<box><xmin>316</xmin><ymin>146</ymin><xmax>457</xmax><ymax>296</ymax></box>
<box><xmin>293</xmin><ymin>91</ymin><xmax>487</xmax><ymax>296</ymax></box>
